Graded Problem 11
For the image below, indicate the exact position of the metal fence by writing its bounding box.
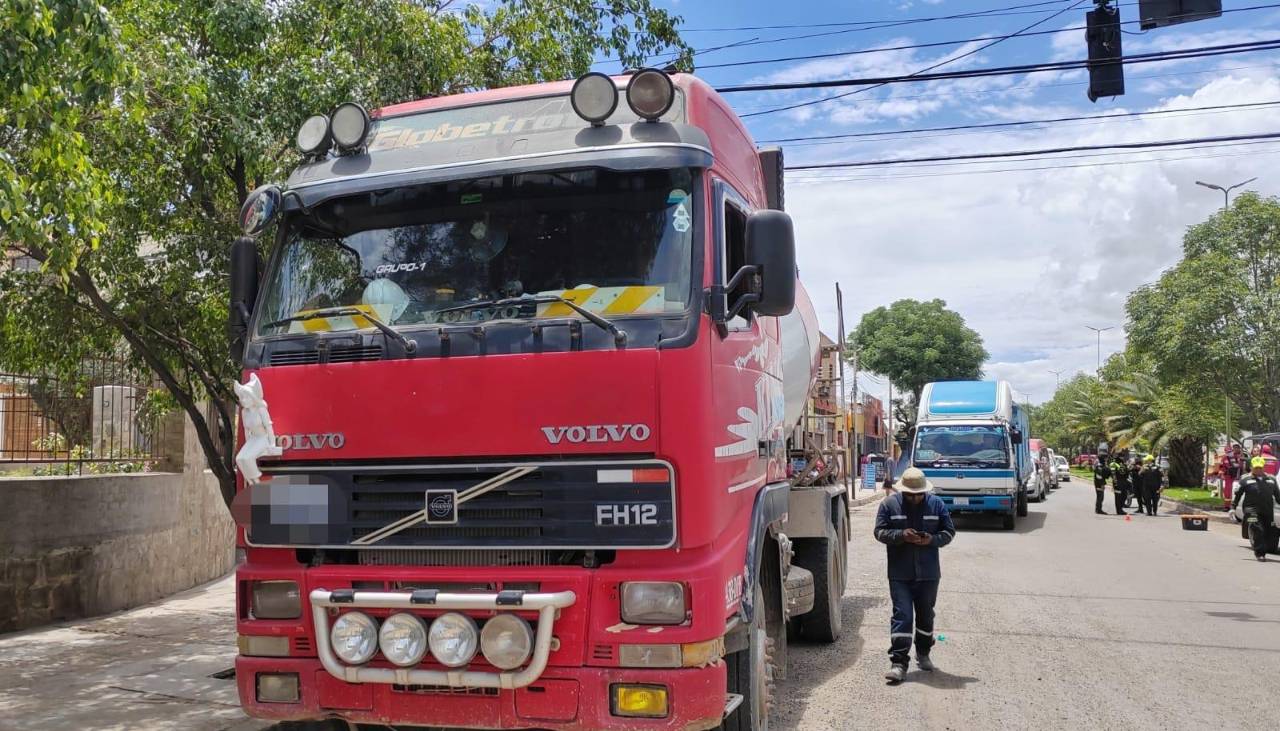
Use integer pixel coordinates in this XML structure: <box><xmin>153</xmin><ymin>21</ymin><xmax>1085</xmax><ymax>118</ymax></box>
<box><xmin>0</xmin><ymin>358</ymin><xmax>177</xmax><ymax>475</ymax></box>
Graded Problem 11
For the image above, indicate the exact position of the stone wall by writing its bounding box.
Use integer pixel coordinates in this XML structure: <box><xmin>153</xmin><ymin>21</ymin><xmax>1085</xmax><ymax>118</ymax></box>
<box><xmin>0</xmin><ymin>416</ymin><xmax>235</xmax><ymax>633</ymax></box>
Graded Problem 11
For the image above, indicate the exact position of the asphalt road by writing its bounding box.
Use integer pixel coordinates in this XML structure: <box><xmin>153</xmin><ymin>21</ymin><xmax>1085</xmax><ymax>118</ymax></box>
<box><xmin>775</xmin><ymin>479</ymin><xmax>1280</xmax><ymax>730</ymax></box>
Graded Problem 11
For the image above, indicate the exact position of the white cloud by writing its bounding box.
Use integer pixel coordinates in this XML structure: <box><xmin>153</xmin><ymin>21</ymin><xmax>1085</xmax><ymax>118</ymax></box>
<box><xmin>789</xmin><ymin>68</ymin><xmax>1280</xmax><ymax>406</ymax></box>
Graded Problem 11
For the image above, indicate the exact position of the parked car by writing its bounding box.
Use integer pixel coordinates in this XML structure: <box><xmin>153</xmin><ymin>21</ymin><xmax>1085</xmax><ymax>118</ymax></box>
<box><xmin>1029</xmin><ymin>445</ymin><xmax>1052</xmax><ymax>499</ymax></box>
<box><xmin>1026</xmin><ymin>467</ymin><xmax>1048</xmax><ymax>502</ymax></box>
<box><xmin>1044</xmin><ymin>448</ymin><xmax>1061</xmax><ymax>490</ymax></box>
<box><xmin>1054</xmin><ymin>454</ymin><xmax>1070</xmax><ymax>482</ymax></box>
<box><xmin>1073</xmin><ymin>454</ymin><xmax>1098</xmax><ymax>467</ymax></box>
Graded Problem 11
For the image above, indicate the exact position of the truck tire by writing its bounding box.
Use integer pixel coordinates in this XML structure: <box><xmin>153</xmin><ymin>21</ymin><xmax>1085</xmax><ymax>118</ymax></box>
<box><xmin>722</xmin><ymin>583</ymin><xmax>772</xmax><ymax>731</ymax></box>
<box><xmin>795</xmin><ymin>530</ymin><xmax>843</xmax><ymax>643</ymax></box>
<box><xmin>1016</xmin><ymin>489</ymin><xmax>1028</xmax><ymax>517</ymax></box>
<box><xmin>1002</xmin><ymin>512</ymin><xmax>1016</xmax><ymax>530</ymax></box>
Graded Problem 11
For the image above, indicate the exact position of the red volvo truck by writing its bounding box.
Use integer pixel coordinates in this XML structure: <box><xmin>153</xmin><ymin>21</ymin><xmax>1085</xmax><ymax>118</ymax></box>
<box><xmin>226</xmin><ymin>69</ymin><xmax>849</xmax><ymax>731</ymax></box>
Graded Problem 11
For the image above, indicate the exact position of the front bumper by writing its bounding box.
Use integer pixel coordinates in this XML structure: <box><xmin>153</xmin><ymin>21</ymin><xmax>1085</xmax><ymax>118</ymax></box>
<box><xmin>310</xmin><ymin>588</ymin><xmax>575</xmax><ymax>690</ymax></box>
<box><xmin>236</xmin><ymin>656</ymin><xmax>726</xmax><ymax>730</ymax></box>
<box><xmin>937</xmin><ymin>494</ymin><xmax>1014</xmax><ymax>513</ymax></box>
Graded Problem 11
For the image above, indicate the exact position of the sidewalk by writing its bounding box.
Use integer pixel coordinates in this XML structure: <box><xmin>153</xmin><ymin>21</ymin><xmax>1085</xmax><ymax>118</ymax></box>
<box><xmin>0</xmin><ymin>574</ymin><xmax>267</xmax><ymax>731</ymax></box>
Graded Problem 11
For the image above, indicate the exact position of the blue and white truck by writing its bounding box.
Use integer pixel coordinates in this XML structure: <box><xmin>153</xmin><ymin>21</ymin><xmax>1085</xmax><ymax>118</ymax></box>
<box><xmin>911</xmin><ymin>380</ymin><xmax>1032</xmax><ymax>530</ymax></box>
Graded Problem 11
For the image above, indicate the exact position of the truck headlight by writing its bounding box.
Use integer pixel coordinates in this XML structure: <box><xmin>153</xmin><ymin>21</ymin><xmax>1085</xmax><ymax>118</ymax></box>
<box><xmin>428</xmin><ymin>613</ymin><xmax>479</xmax><ymax>667</ymax></box>
<box><xmin>480</xmin><ymin>614</ymin><xmax>534</xmax><ymax>670</ymax></box>
<box><xmin>378</xmin><ymin>613</ymin><xmax>429</xmax><ymax>667</ymax></box>
<box><xmin>330</xmin><ymin>612</ymin><xmax>378</xmax><ymax>665</ymax></box>
<box><xmin>251</xmin><ymin>580</ymin><xmax>301</xmax><ymax>619</ymax></box>
<box><xmin>620</xmin><ymin>582</ymin><xmax>686</xmax><ymax>625</ymax></box>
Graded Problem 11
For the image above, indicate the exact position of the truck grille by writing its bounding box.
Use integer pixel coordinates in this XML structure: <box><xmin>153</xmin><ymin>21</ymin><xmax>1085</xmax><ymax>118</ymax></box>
<box><xmin>249</xmin><ymin>461</ymin><xmax>675</xmax><ymax>550</ymax></box>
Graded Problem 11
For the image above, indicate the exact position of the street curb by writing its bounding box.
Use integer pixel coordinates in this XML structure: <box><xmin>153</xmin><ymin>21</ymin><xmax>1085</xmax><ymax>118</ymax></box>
<box><xmin>1160</xmin><ymin>496</ymin><xmax>1232</xmax><ymax>524</ymax></box>
<box><xmin>850</xmin><ymin>491</ymin><xmax>884</xmax><ymax>509</ymax></box>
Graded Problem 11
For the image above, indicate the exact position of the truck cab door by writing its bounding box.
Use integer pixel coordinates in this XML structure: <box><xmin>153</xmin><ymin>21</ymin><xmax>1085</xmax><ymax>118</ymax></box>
<box><xmin>709</xmin><ymin>178</ymin><xmax>784</xmax><ymax>495</ymax></box>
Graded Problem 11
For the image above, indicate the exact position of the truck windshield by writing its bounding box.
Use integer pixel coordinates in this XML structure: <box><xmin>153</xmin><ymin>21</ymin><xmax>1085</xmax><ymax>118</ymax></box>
<box><xmin>255</xmin><ymin>167</ymin><xmax>696</xmax><ymax>337</ymax></box>
<box><xmin>913</xmin><ymin>425</ymin><xmax>1010</xmax><ymax>467</ymax></box>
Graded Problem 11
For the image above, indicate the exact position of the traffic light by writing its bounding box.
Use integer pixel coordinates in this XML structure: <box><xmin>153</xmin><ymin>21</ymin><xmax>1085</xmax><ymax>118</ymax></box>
<box><xmin>1086</xmin><ymin>3</ymin><xmax>1124</xmax><ymax>102</ymax></box>
<box><xmin>1137</xmin><ymin>0</ymin><xmax>1222</xmax><ymax>30</ymax></box>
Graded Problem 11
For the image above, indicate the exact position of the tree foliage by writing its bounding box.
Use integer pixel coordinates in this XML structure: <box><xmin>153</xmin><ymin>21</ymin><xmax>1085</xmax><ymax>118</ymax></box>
<box><xmin>1</xmin><ymin>0</ymin><xmax>689</xmax><ymax>507</ymax></box>
<box><xmin>1127</xmin><ymin>192</ymin><xmax>1280</xmax><ymax>432</ymax></box>
<box><xmin>846</xmin><ymin>298</ymin><xmax>988</xmax><ymax>433</ymax></box>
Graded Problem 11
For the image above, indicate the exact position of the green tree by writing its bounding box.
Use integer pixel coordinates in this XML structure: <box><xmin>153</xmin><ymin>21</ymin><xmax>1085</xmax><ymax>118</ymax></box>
<box><xmin>0</xmin><ymin>0</ymin><xmax>689</xmax><ymax>507</ymax></box>
<box><xmin>846</xmin><ymin>298</ymin><xmax>988</xmax><ymax>432</ymax></box>
<box><xmin>1127</xmin><ymin>192</ymin><xmax>1280</xmax><ymax>434</ymax></box>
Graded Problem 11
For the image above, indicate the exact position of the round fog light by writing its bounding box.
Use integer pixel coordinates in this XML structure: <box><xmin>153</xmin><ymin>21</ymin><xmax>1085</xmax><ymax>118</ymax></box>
<box><xmin>626</xmin><ymin>69</ymin><xmax>675</xmax><ymax>121</ymax></box>
<box><xmin>379</xmin><ymin>613</ymin><xmax>429</xmax><ymax>667</ymax></box>
<box><xmin>330</xmin><ymin>611</ymin><xmax>378</xmax><ymax>665</ymax></box>
<box><xmin>571</xmin><ymin>72</ymin><xmax>619</xmax><ymax>125</ymax></box>
<box><xmin>481</xmin><ymin>614</ymin><xmax>534</xmax><ymax>670</ymax></box>
<box><xmin>428</xmin><ymin>613</ymin><xmax>479</xmax><ymax>667</ymax></box>
<box><xmin>296</xmin><ymin>114</ymin><xmax>331</xmax><ymax>155</ymax></box>
<box><xmin>331</xmin><ymin>102</ymin><xmax>370</xmax><ymax>151</ymax></box>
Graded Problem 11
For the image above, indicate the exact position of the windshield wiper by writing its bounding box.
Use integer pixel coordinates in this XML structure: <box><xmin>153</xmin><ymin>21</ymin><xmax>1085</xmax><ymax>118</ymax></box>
<box><xmin>435</xmin><ymin>295</ymin><xmax>629</xmax><ymax>348</ymax></box>
<box><xmin>263</xmin><ymin>307</ymin><xmax>417</xmax><ymax>356</ymax></box>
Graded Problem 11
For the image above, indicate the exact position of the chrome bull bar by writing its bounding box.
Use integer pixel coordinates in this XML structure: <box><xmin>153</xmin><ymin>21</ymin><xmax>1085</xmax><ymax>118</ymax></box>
<box><xmin>310</xmin><ymin>588</ymin><xmax>577</xmax><ymax>690</ymax></box>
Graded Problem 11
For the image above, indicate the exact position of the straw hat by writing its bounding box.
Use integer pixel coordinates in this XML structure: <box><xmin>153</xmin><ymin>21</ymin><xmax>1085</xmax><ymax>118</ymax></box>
<box><xmin>896</xmin><ymin>467</ymin><xmax>934</xmax><ymax>494</ymax></box>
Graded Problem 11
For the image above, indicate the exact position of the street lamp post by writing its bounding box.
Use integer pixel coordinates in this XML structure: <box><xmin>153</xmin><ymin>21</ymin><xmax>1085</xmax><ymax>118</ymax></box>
<box><xmin>1195</xmin><ymin>177</ymin><xmax>1258</xmax><ymax>210</ymax></box>
<box><xmin>1084</xmin><ymin>325</ymin><xmax>1114</xmax><ymax>373</ymax></box>
<box><xmin>1049</xmin><ymin>369</ymin><xmax>1065</xmax><ymax>389</ymax></box>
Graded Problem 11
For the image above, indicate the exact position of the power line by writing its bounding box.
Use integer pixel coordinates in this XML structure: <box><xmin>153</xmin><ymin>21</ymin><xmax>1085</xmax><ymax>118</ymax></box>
<box><xmin>788</xmin><ymin>138</ymin><xmax>1280</xmax><ymax>175</ymax></box>
<box><xmin>718</xmin><ymin>39</ymin><xmax>1280</xmax><ymax>94</ymax></box>
<box><xmin>787</xmin><ymin>130</ymin><xmax>1280</xmax><ymax>170</ymax></box>
<box><xmin>786</xmin><ymin>144</ymin><xmax>1280</xmax><ymax>182</ymax></box>
<box><xmin>733</xmin><ymin>60</ymin><xmax>1280</xmax><ymax>117</ymax></box>
<box><xmin>738</xmin><ymin>0</ymin><xmax>1090</xmax><ymax>118</ymax></box>
<box><xmin>682</xmin><ymin>0</ymin><xmax>1083</xmax><ymax>32</ymax></box>
<box><xmin>756</xmin><ymin>100</ymin><xmax>1280</xmax><ymax>145</ymax></box>
<box><xmin>695</xmin><ymin>3</ymin><xmax>1280</xmax><ymax>71</ymax></box>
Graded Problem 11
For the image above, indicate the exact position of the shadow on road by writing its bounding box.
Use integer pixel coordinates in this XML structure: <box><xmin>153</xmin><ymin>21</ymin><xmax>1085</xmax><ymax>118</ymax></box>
<box><xmin>772</xmin><ymin>591</ymin><xmax>883</xmax><ymax>731</ymax></box>
<box><xmin>911</xmin><ymin>667</ymin><xmax>981</xmax><ymax>689</ymax></box>
<box><xmin>952</xmin><ymin>510</ymin><xmax>1047</xmax><ymax>533</ymax></box>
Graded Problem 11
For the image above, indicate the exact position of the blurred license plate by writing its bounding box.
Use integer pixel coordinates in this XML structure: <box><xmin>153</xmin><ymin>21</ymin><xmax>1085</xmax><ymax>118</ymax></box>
<box><xmin>953</xmin><ymin>497</ymin><xmax>970</xmax><ymax>505</ymax></box>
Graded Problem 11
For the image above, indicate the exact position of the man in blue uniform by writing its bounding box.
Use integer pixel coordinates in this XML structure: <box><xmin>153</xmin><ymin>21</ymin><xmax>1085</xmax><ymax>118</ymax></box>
<box><xmin>874</xmin><ymin>467</ymin><xmax>956</xmax><ymax>684</ymax></box>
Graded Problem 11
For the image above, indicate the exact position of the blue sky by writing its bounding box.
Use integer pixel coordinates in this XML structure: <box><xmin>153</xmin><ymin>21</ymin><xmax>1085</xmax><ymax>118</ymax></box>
<box><xmin>597</xmin><ymin>1</ymin><xmax>1280</xmax><ymax>409</ymax></box>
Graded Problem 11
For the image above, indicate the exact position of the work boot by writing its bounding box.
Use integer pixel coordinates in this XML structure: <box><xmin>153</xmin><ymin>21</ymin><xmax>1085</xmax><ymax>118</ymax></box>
<box><xmin>885</xmin><ymin>665</ymin><xmax>907</xmax><ymax>684</ymax></box>
<box><xmin>1258</xmin><ymin>555</ymin><xmax>1268</xmax><ymax>562</ymax></box>
<box><xmin>917</xmin><ymin>655</ymin><xmax>936</xmax><ymax>672</ymax></box>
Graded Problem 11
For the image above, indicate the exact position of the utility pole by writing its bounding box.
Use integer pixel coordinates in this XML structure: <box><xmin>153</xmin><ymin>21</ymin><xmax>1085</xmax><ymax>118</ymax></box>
<box><xmin>1196</xmin><ymin>177</ymin><xmax>1258</xmax><ymax>210</ymax></box>
<box><xmin>1084</xmin><ymin>325</ymin><xmax>1114</xmax><ymax>373</ymax></box>
<box><xmin>1049</xmin><ymin>369</ymin><xmax>1065</xmax><ymax>389</ymax></box>
<box><xmin>836</xmin><ymin>283</ymin><xmax>851</xmax><ymax>498</ymax></box>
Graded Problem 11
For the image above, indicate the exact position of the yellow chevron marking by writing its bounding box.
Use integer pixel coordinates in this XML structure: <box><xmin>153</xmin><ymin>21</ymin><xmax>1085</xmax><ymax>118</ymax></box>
<box><xmin>603</xmin><ymin>286</ymin><xmax>664</xmax><ymax>314</ymax></box>
<box><xmin>292</xmin><ymin>305</ymin><xmax>376</xmax><ymax>334</ymax></box>
<box><xmin>538</xmin><ymin>287</ymin><xmax>598</xmax><ymax>317</ymax></box>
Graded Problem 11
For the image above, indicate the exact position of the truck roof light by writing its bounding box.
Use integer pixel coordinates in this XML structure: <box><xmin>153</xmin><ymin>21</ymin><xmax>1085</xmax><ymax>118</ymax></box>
<box><xmin>331</xmin><ymin>102</ymin><xmax>371</xmax><ymax>152</ymax></box>
<box><xmin>296</xmin><ymin>114</ymin><xmax>331</xmax><ymax>156</ymax></box>
<box><xmin>571</xmin><ymin>72</ymin><xmax>619</xmax><ymax>126</ymax></box>
<box><xmin>625</xmin><ymin>69</ymin><xmax>674</xmax><ymax>122</ymax></box>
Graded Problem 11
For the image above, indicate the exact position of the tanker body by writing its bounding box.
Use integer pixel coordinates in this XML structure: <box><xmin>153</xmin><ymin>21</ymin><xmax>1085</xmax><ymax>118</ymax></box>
<box><xmin>226</xmin><ymin>70</ymin><xmax>847</xmax><ymax>730</ymax></box>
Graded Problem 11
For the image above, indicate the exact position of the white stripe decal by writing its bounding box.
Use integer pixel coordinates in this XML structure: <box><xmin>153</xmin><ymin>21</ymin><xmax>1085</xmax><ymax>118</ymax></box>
<box><xmin>923</xmin><ymin>515</ymin><xmax>939</xmax><ymax>521</ymax></box>
<box><xmin>597</xmin><ymin>469</ymin><xmax>632</xmax><ymax>483</ymax></box>
<box><xmin>916</xmin><ymin>628</ymin><xmax>934</xmax><ymax>637</ymax></box>
<box><xmin>889</xmin><ymin>515</ymin><xmax>907</xmax><ymax>520</ymax></box>
<box><xmin>890</xmin><ymin>633</ymin><xmax>914</xmax><ymax>639</ymax></box>
<box><xmin>728</xmin><ymin>475</ymin><xmax>766</xmax><ymax>494</ymax></box>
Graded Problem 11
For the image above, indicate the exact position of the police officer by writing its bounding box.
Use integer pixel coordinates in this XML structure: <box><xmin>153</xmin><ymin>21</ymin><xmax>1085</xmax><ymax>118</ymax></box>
<box><xmin>874</xmin><ymin>467</ymin><xmax>956</xmax><ymax>684</ymax></box>
<box><xmin>1093</xmin><ymin>458</ymin><xmax>1113</xmax><ymax>514</ymax></box>
<box><xmin>1139</xmin><ymin>455</ymin><xmax>1163</xmax><ymax>516</ymax></box>
<box><xmin>1233</xmin><ymin>456</ymin><xmax>1280</xmax><ymax>561</ymax></box>
<box><xmin>1131</xmin><ymin>460</ymin><xmax>1141</xmax><ymax>512</ymax></box>
<box><xmin>1112</xmin><ymin>458</ymin><xmax>1132</xmax><ymax>512</ymax></box>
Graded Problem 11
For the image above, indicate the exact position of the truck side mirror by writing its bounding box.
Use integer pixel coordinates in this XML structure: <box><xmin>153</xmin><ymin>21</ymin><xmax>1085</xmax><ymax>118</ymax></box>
<box><xmin>229</xmin><ymin>237</ymin><xmax>260</xmax><ymax>365</ymax></box>
<box><xmin>1011</xmin><ymin>429</ymin><xmax>1024</xmax><ymax>445</ymax></box>
<box><xmin>744</xmin><ymin>209</ymin><xmax>796</xmax><ymax>317</ymax></box>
